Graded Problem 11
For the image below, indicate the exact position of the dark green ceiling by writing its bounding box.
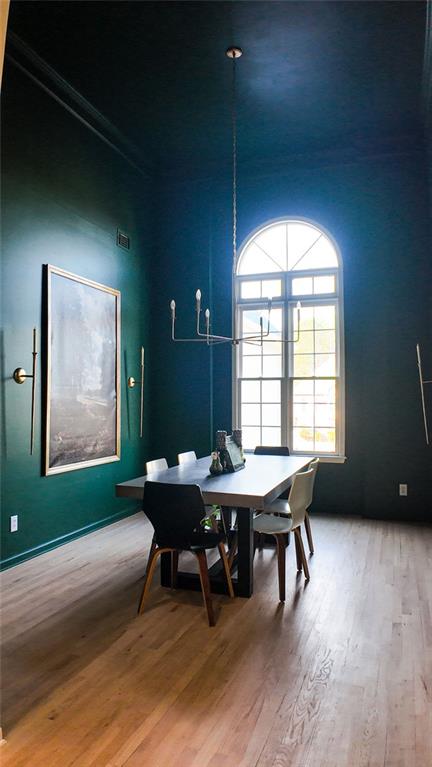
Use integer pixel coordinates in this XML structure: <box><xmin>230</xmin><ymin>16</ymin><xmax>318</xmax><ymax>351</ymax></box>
<box><xmin>7</xmin><ymin>1</ymin><xmax>428</xmax><ymax>173</ymax></box>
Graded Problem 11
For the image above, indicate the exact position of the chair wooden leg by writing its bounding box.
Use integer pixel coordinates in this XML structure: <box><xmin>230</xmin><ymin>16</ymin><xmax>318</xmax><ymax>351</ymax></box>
<box><xmin>304</xmin><ymin>512</ymin><xmax>314</xmax><ymax>554</ymax></box>
<box><xmin>145</xmin><ymin>535</ymin><xmax>157</xmax><ymax>578</ymax></box>
<box><xmin>275</xmin><ymin>534</ymin><xmax>286</xmax><ymax>602</ymax></box>
<box><xmin>138</xmin><ymin>547</ymin><xmax>172</xmax><ymax>615</ymax></box>
<box><xmin>194</xmin><ymin>550</ymin><xmax>215</xmax><ymax>627</ymax></box>
<box><xmin>171</xmin><ymin>550</ymin><xmax>179</xmax><ymax>588</ymax></box>
<box><xmin>294</xmin><ymin>529</ymin><xmax>303</xmax><ymax>571</ymax></box>
<box><xmin>294</xmin><ymin>528</ymin><xmax>310</xmax><ymax>581</ymax></box>
<box><xmin>218</xmin><ymin>542</ymin><xmax>235</xmax><ymax>598</ymax></box>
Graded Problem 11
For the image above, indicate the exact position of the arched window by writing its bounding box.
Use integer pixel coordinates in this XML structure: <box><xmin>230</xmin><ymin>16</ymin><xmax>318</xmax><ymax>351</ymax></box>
<box><xmin>234</xmin><ymin>218</ymin><xmax>345</xmax><ymax>459</ymax></box>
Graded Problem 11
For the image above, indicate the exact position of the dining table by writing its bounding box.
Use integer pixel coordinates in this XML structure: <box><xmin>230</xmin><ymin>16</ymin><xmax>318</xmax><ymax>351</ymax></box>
<box><xmin>115</xmin><ymin>453</ymin><xmax>311</xmax><ymax>598</ymax></box>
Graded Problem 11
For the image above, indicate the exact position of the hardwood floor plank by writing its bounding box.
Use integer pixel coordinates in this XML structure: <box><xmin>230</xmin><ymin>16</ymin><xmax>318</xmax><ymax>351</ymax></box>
<box><xmin>1</xmin><ymin>514</ymin><xmax>431</xmax><ymax>767</ymax></box>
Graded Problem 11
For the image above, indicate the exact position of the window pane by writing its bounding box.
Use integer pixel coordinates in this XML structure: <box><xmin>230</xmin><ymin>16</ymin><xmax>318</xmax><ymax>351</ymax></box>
<box><xmin>242</xmin><ymin>356</ymin><xmax>261</xmax><ymax>377</ymax></box>
<box><xmin>241</xmin><ymin>281</ymin><xmax>260</xmax><ymax>299</ymax></box>
<box><xmin>314</xmin><ymin>354</ymin><xmax>336</xmax><ymax>376</ymax></box>
<box><xmin>263</xmin><ymin>339</ymin><xmax>282</xmax><ymax>356</ymax></box>
<box><xmin>262</xmin><ymin>380</ymin><xmax>281</xmax><ymax>402</ymax></box>
<box><xmin>315</xmin><ymin>329</ymin><xmax>336</xmax><ymax>354</ymax></box>
<box><xmin>293</xmin><ymin>379</ymin><xmax>314</xmax><ymax>403</ymax></box>
<box><xmin>314</xmin><ymin>379</ymin><xmax>336</xmax><ymax>403</ymax></box>
<box><xmin>314</xmin><ymin>428</ymin><xmax>336</xmax><ymax>452</ymax></box>
<box><xmin>261</xmin><ymin>427</ymin><xmax>281</xmax><ymax>446</ymax></box>
<box><xmin>294</xmin><ymin>306</ymin><xmax>314</xmax><ymax>332</ymax></box>
<box><xmin>314</xmin><ymin>305</ymin><xmax>335</xmax><ymax>330</ymax></box>
<box><xmin>268</xmin><ymin>308</ymin><xmax>283</xmax><ymax>333</ymax></box>
<box><xmin>240</xmin><ymin>279</ymin><xmax>282</xmax><ymax>299</ymax></box>
<box><xmin>242</xmin><ymin>404</ymin><xmax>261</xmax><ymax>426</ymax></box>
<box><xmin>293</xmin><ymin>403</ymin><xmax>314</xmax><ymax>427</ymax></box>
<box><xmin>292</xmin><ymin>236</ymin><xmax>338</xmax><ymax>270</ymax></box>
<box><xmin>294</xmin><ymin>330</ymin><xmax>314</xmax><ymax>354</ymax></box>
<box><xmin>315</xmin><ymin>403</ymin><xmax>335</xmax><ymax>427</ymax></box>
<box><xmin>242</xmin><ymin>427</ymin><xmax>261</xmax><ymax>450</ymax></box>
<box><xmin>287</xmin><ymin>223</ymin><xmax>320</xmax><ymax>270</ymax></box>
<box><xmin>242</xmin><ymin>340</ymin><xmax>262</xmax><ymax>356</ymax></box>
<box><xmin>314</xmin><ymin>275</ymin><xmax>335</xmax><ymax>294</ymax></box>
<box><xmin>254</xmin><ymin>225</ymin><xmax>287</xmax><ymax>271</ymax></box>
<box><xmin>293</xmin><ymin>427</ymin><xmax>314</xmax><ymax>451</ymax></box>
<box><xmin>292</xmin><ymin>277</ymin><xmax>313</xmax><ymax>295</ymax></box>
<box><xmin>262</xmin><ymin>404</ymin><xmax>281</xmax><ymax>426</ymax></box>
<box><xmin>241</xmin><ymin>380</ymin><xmax>261</xmax><ymax>402</ymax></box>
<box><xmin>263</xmin><ymin>356</ymin><xmax>282</xmax><ymax>377</ymax></box>
<box><xmin>238</xmin><ymin>242</ymin><xmax>281</xmax><ymax>274</ymax></box>
<box><xmin>262</xmin><ymin>279</ymin><xmax>282</xmax><ymax>299</ymax></box>
<box><xmin>293</xmin><ymin>355</ymin><xmax>314</xmax><ymax>377</ymax></box>
<box><xmin>243</xmin><ymin>310</ymin><xmax>263</xmax><ymax>335</ymax></box>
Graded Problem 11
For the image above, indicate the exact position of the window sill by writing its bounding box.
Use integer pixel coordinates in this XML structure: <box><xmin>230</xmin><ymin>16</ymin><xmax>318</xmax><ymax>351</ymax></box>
<box><xmin>292</xmin><ymin>454</ymin><xmax>347</xmax><ymax>464</ymax></box>
<box><xmin>245</xmin><ymin>451</ymin><xmax>346</xmax><ymax>464</ymax></box>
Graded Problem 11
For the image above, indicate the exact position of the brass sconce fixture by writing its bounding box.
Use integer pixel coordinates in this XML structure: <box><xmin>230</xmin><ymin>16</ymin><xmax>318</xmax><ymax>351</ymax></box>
<box><xmin>13</xmin><ymin>328</ymin><xmax>38</xmax><ymax>454</ymax></box>
<box><xmin>127</xmin><ymin>346</ymin><xmax>144</xmax><ymax>437</ymax></box>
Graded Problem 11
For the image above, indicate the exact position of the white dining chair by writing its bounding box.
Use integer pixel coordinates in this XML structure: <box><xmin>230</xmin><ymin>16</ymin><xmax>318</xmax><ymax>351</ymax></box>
<box><xmin>253</xmin><ymin>467</ymin><xmax>315</xmax><ymax>600</ymax></box>
<box><xmin>262</xmin><ymin>457</ymin><xmax>319</xmax><ymax>554</ymax></box>
<box><xmin>146</xmin><ymin>457</ymin><xmax>168</xmax><ymax>473</ymax></box>
<box><xmin>177</xmin><ymin>451</ymin><xmax>197</xmax><ymax>465</ymax></box>
<box><xmin>304</xmin><ymin>457</ymin><xmax>319</xmax><ymax>554</ymax></box>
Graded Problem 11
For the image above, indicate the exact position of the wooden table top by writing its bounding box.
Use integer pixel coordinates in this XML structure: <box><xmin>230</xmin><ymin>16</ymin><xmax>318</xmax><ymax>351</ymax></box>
<box><xmin>115</xmin><ymin>454</ymin><xmax>311</xmax><ymax>508</ymax></box>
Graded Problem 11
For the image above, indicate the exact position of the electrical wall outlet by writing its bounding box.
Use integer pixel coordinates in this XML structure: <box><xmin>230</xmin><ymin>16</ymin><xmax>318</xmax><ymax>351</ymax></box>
<box><xmin>10</xmin><ymin>515</ymin><xmax>18</xmax><ymax>532</ymax></box>
<box><xmin>399</xmin><ymin>484</ymin><xmax>408</xmax><ymax>497</ymax></box>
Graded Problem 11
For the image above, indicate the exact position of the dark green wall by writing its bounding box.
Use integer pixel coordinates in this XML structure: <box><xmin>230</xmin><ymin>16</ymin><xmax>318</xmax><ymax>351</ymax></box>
<box><xmin>152</xmin><ymin>153</ymin><xmax>432</xmax><ymax>521</ymax></box>
<box><xmin>2</xmin><ymin>42</ymin><xmax>431</xmax><ymax>573</ymax></box>
<box><xmin>1</xmin><ymin>63</ymin><xmax>153</xmax><ymax>567</ymax></box>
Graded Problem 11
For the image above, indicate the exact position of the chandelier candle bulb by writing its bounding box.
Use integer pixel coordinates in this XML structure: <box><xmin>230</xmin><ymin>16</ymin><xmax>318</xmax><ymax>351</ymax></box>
<box><xmin>196</xmin><ymin>289</ymin><xmax>201</xmax><ymax>311</ymax></box>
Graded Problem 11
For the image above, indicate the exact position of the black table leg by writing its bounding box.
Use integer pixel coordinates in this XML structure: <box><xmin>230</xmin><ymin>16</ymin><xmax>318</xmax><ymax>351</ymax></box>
<box><xmin>159</xmin><ymin>507</ymin><xmax>254</xmax><ymax>597</ymax></box>
<box><xmin>221</xmin><ymin>506</ymin><xmax>232</xmax><ymax>533</ymax></box>
<box><xmin>236</xmin><ymin>506</ymin><xmax>254</xmax><ymax>597</ymax></box>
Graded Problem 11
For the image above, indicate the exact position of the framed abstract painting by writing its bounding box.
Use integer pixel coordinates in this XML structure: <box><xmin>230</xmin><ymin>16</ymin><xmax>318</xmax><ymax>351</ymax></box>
<box><xmin>44</xmin><ymin>265</ymin><xmax>120</xmax><ymax>475</ymax></box>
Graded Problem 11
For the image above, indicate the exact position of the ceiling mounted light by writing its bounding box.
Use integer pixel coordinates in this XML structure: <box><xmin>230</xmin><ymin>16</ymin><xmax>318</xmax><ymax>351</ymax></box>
<box><xmin>169</xmin><ymin>47</ymin><xmax>301</xmax><ymax>347</ymax></box>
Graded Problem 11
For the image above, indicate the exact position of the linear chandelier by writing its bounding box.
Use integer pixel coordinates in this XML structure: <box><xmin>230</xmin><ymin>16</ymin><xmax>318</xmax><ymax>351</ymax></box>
<box><xmin>169</xmin><ymin>46</ymin><xmax>301</xmax><ymax>347</ymax></box>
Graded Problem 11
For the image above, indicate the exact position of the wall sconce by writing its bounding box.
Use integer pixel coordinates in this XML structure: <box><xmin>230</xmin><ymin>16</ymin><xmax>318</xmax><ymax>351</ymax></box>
<box><xmin>127</xmin><ymin>346</ymin><xmax>144</xmax><ymax>437</ymax></box>
<box><xmin>416</xmin><ymin>343</ymin><xmax>432</xmax><ymax>445</ymax></box>
<box><xmin>13</xmin><ymin>328</ymin><xmax>38</xmax><ymax>454</ymax></box>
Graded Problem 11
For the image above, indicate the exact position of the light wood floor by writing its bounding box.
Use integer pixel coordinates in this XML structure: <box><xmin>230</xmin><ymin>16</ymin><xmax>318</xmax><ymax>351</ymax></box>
<box><xmin>1</xmin><ymin>513</ymin><xmax>431</xmax><ymax>767</ymax></box>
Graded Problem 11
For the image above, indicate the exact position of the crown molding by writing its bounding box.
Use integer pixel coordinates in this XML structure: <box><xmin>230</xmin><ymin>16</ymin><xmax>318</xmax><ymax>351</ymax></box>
<box><xmin>5</xmin><ymin>31</ymin><xmax>152</xmax><ymax>179</ymax></box>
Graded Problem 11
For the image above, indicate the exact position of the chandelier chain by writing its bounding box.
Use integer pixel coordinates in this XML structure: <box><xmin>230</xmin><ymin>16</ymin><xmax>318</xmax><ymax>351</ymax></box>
<box><xmin>231</xmin><ymin>51</ymin><xmax>237</xmax><ymax>275</ymax></box>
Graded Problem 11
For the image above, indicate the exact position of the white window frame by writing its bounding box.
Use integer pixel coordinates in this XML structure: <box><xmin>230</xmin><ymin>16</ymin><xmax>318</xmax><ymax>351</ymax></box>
<box><xmin>232</xmin><ymin>218</ymin><xmax>346</xmax><ymax>463</ymax></box>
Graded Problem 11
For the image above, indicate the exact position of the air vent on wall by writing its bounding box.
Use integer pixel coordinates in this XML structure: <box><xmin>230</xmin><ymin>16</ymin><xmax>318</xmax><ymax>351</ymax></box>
<box><xmin>117</xmin><ymin>229</ymin><xmax>130</xmax><ymax>250</ymax></box>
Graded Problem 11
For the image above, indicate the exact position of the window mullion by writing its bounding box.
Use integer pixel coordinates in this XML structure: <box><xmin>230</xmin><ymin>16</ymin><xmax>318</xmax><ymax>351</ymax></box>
<box><xmin>285</xmin><ymin>286</ymin><xmax>291</xmax><ymax>450</ymax></box>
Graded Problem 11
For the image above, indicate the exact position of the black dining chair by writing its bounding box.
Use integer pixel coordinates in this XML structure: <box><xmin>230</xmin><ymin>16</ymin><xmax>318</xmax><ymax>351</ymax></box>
<box><xmin>137</xmin><ymin>481</ymin><xmax>234</xmax><ymax>626</ymax></box>
<box><xmin>254</xmin><ymin>445</ymin><xmax>290</xmax><ymax>456</ymax></box>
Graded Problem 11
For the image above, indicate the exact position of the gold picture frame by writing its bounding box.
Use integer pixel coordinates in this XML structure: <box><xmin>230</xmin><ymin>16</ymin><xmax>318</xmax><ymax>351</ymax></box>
<box><xmin>45</xmin><ymin>265</ymin><xmax>120</xmax><ymax>475</ymax></box>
